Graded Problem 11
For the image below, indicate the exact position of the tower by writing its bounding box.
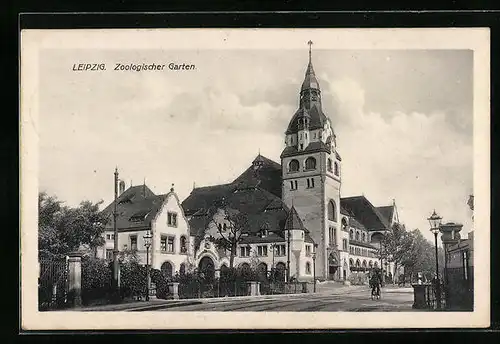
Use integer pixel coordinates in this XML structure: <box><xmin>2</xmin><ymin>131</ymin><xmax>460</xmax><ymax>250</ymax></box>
<box><xmin>281</xmin><ymin>41</ymin><xmax>342</xmax><ymax>280</ymax></box>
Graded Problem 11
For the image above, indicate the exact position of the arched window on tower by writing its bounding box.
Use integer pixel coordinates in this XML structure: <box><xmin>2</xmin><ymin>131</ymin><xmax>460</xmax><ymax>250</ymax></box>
<box><xmin>334</xmin><ymin>162</ymin><xmax>340</xmax><ymax>176</ymax></box>
<box><xmin>289</xmin><ymin>159</ymin><xmax>299</xmax><ymax>173</ymax></box>
<box><xmin>328</xmin><ymin>200</ymin><xmax>337</xmax><ymax>222</ymax></box>
<box><xmin>349</xmin><ymin>229</ymin><xmax>353</xmax><ymax>240</ymax></box>
<box><xmin>356</xmin><ymin>231</ymin><xmax>360</xmax><ymax>241</ymax></box>
<box><xmin>305</xmin><ymin>157</ymin><xmax>317</xmax><ymax>170</ymax></box>
<box><xmin>327</xmin><ymin>158</ymin><xmax>333</xmax><ymax>172</ymax></box>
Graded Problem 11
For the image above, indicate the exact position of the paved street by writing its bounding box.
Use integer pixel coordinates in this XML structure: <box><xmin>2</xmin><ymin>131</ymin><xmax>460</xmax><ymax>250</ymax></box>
<box><xmin>156</xmin><ymin>288</ymin><xmax>414</xmax><ymax>312</ymax></box>
<box><xmin>72</xmin><ymin>285</ymin><xmax>416</xmax><ymax>312</ymax></box>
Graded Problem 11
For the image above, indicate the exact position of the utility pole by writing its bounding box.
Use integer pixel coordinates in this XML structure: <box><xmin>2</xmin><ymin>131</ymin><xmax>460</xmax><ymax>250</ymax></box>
<box><xmin>112</xmin><ymin>167</ymin><xmax>120</xmax><ymax>301</ymax></box>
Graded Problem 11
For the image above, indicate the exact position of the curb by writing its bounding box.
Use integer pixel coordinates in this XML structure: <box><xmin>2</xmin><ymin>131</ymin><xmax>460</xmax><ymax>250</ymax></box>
<box><xmin>127</xmin><ymin>300</ymin><xmax>203</xmax><ymax>311</ymax></box>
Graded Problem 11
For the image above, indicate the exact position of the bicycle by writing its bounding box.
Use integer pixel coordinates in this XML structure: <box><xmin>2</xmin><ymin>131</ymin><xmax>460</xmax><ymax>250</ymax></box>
<box><xmin>370</xmin><ymin>284</ymin><xmax>381</xmax><ymax>300</ymax></box>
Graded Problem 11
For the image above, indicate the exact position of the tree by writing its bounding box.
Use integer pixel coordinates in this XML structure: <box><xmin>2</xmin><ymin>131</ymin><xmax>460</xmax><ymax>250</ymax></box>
<box><xmin>205</xmin><ymin>199</ymin><xmax>250</xmax><ymax>269</ymax></box>
<box><xmin>38</xmin><ymin>192</ymin><xmax>107</xmax><ymax>259</ymax></box>
<box><xmin>401</xmin><ymin>229</ymin><xmax>445</xmax><ymax>282</ymax></box>
<box><xmin>380</xmin><ymin>223</ymin><xmax>414</xmax><ymax>280</ymax></box>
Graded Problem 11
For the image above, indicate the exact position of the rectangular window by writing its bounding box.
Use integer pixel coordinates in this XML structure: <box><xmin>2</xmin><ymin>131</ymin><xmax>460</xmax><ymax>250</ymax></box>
<box><xmin>257</xmin><ymin>245</ymin><xmax>268</xmax><ymax>257</ymax></box>
<box><xmin>342</xmin><ymin>239</ymin><xmax>348</xmax><ymax>251</ymax></box>
<box><xmin>167</xmin><ymin>212</ymin><xmax>178</xmax><ymax>227</ymax></box>
<box><xmin>275</xmin><ymin>244</ymin><xmax>286</xmax><ymax>257</ymax></box>
<box><xmin>106</xmin><ymin>249</ymin><xmax>113</xmax><ymax>261</ymax></box>
<box><xmin>329</xmin><ymin>227</ymin><xmax>335</xmax><ymax>246</ymax></box>
<box><xmin>130</xmin><ymin>235</ymin><xmax>137</xmax><ymax>251</ymax></box>
<box><xmin>160</xmin><ymin>236</ymin><xmax>166</xmax><ymax>251</ymax></box>
<box><xmin>290</xmin><ymin>180</ymin><xmax>298</xmax><ymax>190</ymax></box>
<box><xmin>167</xmin><ymin>236</ymin><xmax>175</xmax><ymax>253</ymax></box>
<box><xmin>305</xmin><ymin>245</ymin><xmax>311</xmax><ymax>257</ymax></box>
<box><xmin>311</xmin><ymin>178</ymin><xmax>314</xmax><ymax>188</ymax></box>
<box><xmin>106</xmin><ymin>234</ymin><xmax>111</xmax><ymax>240</ymax></box>
<box><xmin>240</xmin><ymin>246</ymin><xmax>251</xmax><ymax>257</ymax></box>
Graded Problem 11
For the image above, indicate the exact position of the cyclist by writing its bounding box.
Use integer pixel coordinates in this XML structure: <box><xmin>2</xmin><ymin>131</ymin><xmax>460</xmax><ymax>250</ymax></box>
<box><xmin>370</xmin><ymin>269</ymin><xmax>382</xmax><ymax>300</ymax></box>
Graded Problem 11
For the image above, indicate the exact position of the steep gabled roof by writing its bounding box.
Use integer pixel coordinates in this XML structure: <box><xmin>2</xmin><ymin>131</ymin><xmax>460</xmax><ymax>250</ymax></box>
<box><xmin>376</xmin><ymin>205</ymin><xmax>394</xmax><ymax>226</ymax></box>
<box><xmin>185</xmin><ymin>184</ymin><xmax>290</xmax><ymax>239</ymax></box>
<box><xmin>181</xmin><ymin>183</ymin><xmax>235</xmax><ymax>217</ymax></box>
<box><xmin>284</xmin><ymin>206</ymin><xmax>306</xmax><ymax>231</ymax></box>
<box><xmin>340</xmin><ymin>196</ymin><xmax>390</xmax><ymax>231</ymax></box>
<box><xmin>232</xmin><ymin>155</ymin><xmax>282</xmax><ymax>198</ymax></box>
<box><xmin>101</xmin><ymin>185</ymin><xmax>169</xmax><ymax>230</ymax></box>
<box><xmin>101</xmin><ymin>185</ymin><xmax>155</xmax><ymax>215</ymax></box>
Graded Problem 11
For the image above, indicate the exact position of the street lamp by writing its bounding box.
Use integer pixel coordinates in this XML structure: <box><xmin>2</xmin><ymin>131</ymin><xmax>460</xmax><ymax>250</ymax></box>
<box><xmin>270</xmin><ymin>243</ymin><xmax>276</xmax><ymax>282</ymax></box>
<box><xmin>312</xmin><ymin>243</ymin><xmax>318</xmax><ymax>292</ymax></box>
<box><xmin>428</xmin><ymin>210</ymin><xmax>442</xmax><ymax>309</ymax></box>
<box><xmin>143</xmin><ymin>230</ymin><xmax>153</xmax><ymax>301</ymax></box>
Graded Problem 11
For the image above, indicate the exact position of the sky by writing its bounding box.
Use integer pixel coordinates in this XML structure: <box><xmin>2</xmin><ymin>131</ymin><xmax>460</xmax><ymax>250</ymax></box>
<box><xmin>38</xmin><ymin>48</ymin><xmax>474</xmax><ymax>243</ymax></box>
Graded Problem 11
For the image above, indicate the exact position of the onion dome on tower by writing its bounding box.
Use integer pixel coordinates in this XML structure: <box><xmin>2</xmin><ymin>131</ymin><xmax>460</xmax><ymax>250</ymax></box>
<box><xmin>285</xmin><ymin>40</ymin><xmax>330</xmax><ymax>136</ymax></box>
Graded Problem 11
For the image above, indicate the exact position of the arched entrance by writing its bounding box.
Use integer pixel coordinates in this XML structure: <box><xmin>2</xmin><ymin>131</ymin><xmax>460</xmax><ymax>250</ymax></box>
<box><xmin>198</xmin><ymin>256</ymin><xmax>215</xmax><ymax>282</ymax></box>
<box><xmin>161</xmin><ymin>261</ymin><xmax>173</xmax><ymax>278</ymax></box>
<box><xmin>257</xmin><ymin>262</ymin><xmax>268</xmax><ymax>279</ymax></box>
<box><xmin>274</xmin><ymin>262</ymin><xmax>286</xmax><ymax>282</ymax></box>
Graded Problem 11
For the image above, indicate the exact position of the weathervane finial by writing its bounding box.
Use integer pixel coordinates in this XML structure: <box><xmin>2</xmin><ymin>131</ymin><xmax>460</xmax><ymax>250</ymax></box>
<box><xmin>307</xmin><ymin>40</ymin><xmax>313</xmax><ymax>62</ymax></box>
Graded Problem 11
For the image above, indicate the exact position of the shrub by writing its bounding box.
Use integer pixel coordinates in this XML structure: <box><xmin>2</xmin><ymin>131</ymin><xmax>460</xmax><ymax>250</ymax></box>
<box><xmin>150</xmin><ymin>268</ymin><xmax>172</xmax><ymax>299</ymax></box>
<box><xmin>119</xmin><ymin>261</ymin><xmax>147</xmax><ymax>300</ymax></box>
<box><xmin>348</xmin><ymin>272</ymin><xmax>368</xmax><ymax>286</ymax></box>
<box><xmin>81</xmin><ymin>257</ymin><xmax>112</xmax><ymax>305</ymax></box>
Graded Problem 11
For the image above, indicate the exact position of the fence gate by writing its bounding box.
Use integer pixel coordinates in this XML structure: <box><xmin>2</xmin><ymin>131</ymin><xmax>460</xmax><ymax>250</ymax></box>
<box><xmin>38</xmin><ymin>257</ymin><xmax>69</xmax><ymax>310</ymax></box>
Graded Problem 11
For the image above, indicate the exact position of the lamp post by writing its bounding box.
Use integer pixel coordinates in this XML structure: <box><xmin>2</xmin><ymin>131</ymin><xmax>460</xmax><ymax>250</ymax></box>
<box><xmin>428</xmin><ymin>210</ymin><xmax>443</xmax><ymax>310</ymax></box>
<box><xmin>312</xmin><ymin>243</ymin><xmax>318</xmax><ymax>292</ymax></box>
<box><xmin>143</xmin><ymin>230</ymin><xmax>152</xmax><ymax>301</ymax></box>
<box><xmin>270</xmin><ymin>243</ymin><xmax>276</xmax><ymax>282</ymax></box>
<box><xmin>287</xmin><ymin>226</ymin><xmax>291</xmax><ymax>283</ymax></box>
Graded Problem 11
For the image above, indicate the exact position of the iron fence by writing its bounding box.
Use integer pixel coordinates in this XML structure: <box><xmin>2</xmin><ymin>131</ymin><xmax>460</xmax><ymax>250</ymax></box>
<box><xmin>175</xmin><ymin>279</ymin><xmax>312</xmax><ymax>299</ymax></box>
<box><xmin>38</xmin><ymin>258</ymin><xmax>69</xmax><ymax>311</ymax></box>
<box><xmin>423</xmin><ymin>282</ymin><xmax>447</xmax><ymax>310</ymax></box>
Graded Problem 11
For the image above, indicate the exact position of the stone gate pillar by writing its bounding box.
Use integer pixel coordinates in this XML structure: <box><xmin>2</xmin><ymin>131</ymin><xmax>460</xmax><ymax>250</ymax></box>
<box><xmin>67</xmin><ymin>252</ymin><xmax>83</xmax><ymax>307</ymax></box>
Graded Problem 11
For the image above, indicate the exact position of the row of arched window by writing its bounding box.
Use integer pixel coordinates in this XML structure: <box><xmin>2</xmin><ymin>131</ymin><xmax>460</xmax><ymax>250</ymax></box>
<box><xmin>349</xmin><ymin>229</ymin><xmax>368</xmax><ymax>243</ymax></box>
<box><xmin>348</xmin><ymin>258</ymin><xmax>378</xmax><ymax>270</ymax></box>
<box><xmin>288</xmin><ymin>157</ymin><xmax>340</xmax><ymax>176</ymax></box>
<box><xmin>349</xmin><ymin>245</ymin><xmax>376</xmax><ymax>258</ymax></box>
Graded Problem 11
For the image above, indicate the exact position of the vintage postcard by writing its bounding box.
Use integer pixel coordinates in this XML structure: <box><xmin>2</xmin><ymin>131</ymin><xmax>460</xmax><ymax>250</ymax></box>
<box><xmin>20</xmin><ymin>28</ymin><xmax>490</xmax><ymax>330</ymax></box>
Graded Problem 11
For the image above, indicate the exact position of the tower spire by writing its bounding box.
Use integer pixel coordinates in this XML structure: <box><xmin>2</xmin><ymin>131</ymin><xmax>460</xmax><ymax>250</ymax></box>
<box><xmin>308</xmin><ymin>40</ymin><xmax>313</xmax><ymax>63</ymax></box>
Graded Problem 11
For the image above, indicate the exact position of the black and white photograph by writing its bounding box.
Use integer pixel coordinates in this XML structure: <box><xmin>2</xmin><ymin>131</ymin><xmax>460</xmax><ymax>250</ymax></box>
<box><xmin>20</xmin><ymin>28</ymin><xmax>490</xmax><ymax>329</ymax></box>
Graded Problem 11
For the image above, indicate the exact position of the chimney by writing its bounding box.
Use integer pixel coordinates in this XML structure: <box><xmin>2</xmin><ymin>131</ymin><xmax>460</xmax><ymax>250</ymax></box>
<box><xmin>119</xmin><ymin>180</ymin><xmax>126</xmax><ymax>195</ymax></box>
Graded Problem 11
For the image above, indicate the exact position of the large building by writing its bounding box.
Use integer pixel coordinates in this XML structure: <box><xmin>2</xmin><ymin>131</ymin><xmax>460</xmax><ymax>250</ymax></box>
<box><xmin>97</xmin><ymin>45</ymin><xmax>400</xmax><ymax>283</ymax></box>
